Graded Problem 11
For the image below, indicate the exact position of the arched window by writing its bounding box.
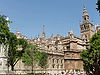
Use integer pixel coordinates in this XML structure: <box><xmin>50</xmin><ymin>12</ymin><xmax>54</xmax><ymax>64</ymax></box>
<box><xmin>57</xmin><ymin>64</ymin><xmax>59</xmax><ymax>69</ymax></box>
<box><xmin>53</xmin><ymin>59</ymin><xmax>55</xmax><ymax>63</ymax></box>
<box><xmin>61</xmin><ymin>64</ymin><xmax>63</xmax><ymax>68</ymax></box>
<box><xmin>57</xmin><ymin>59</ymin><xmax>59</xmax><ymax>63</ymax></box>
<box><xmin>84</xmin><ymin>17</ymin><xmax>86</xmax><ymax>20</ymax></box>
<box><xmin>52</xmin><ymin>64</ymin><xmax>55</xmax><ymax>68</ymax></box>
<box><xmin>61</xmin><ymin>59</ymin><xmax>63</xmax><ymax>63</ymax></box>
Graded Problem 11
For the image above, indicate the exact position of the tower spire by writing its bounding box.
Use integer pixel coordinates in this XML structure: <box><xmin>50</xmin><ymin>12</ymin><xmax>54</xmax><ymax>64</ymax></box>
<box><xmin>82</xmin><ymin>7</ymin><xmax>89</xmax><ymax>21</ymax></box>
<box><xmin>80</xmin><ymin>7</ymin><xmax>94</xmax><ymax>40</ymax></box>
<box><xmin>42</xmin><ymin>25</ymin><xmax>46</xmax><ymax>39</ymax></box>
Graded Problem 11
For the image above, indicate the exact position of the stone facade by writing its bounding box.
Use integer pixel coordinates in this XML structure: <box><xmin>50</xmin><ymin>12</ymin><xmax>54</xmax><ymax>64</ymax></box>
<box><xmin>15</xmin><ymin>31</ymin><xmax>65</xmax><ymax>74</ymax></box>
<box><xmin>0</xmin><ymin>44</ymin><xmax>8</xmax><ymax>74</ymax></box>
<box><xmin>32</xmin><ymin>33</ymin><xmax>65</xmax><ymax>71</ymax></box>
<box><xmin>80</xmin><ymin>8</ymin><xmax>94</xmax><ymax>40</ymax></box>
<box><xmin>0</xmin><ymin>7</ymin><xmax>95</xmax><ymax>74</ymax></box>
<box><xmin>63</xmin><ymin>32</ymin><xmax>86</xmax><ymax>70</ymax></box>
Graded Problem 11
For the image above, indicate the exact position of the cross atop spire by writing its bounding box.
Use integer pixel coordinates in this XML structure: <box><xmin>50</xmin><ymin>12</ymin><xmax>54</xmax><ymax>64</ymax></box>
<box><xmin>43</xmin><ymin>25</ymin><xmax>45</xmax><ymax>33</ymax></box>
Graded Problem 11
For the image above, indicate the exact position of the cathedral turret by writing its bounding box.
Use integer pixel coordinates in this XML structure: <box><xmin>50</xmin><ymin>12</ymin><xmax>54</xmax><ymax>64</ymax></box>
<box><xmin>68</xmin><ymin>31</ymin><xmax>74</xmax><ymax>39</ymax></box>
<box><xmin>37</xmin><ymin>34</ymin><xmax>40</xmax><ymax>41</ymax></box>
<box><xmin>80</xmin><ymin>7</ymin><xmax>94</xmax><ymax>40</ymax></box>
<box><xmin>42</xmin><ymin>25</ymin><xmax>46</xmax><ymax>40</ymax></box>
<box><xmin>42</xmin><ymin>32</ymin><xmax>46</xmax><ymax>38</ymax></box>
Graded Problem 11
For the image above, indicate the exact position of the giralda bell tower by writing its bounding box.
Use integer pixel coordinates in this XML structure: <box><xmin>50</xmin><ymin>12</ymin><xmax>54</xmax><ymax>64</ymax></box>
<box><xmin>80</xmin><ymin>7</ymin><xmax>94</xmax><ymax>40</ymax></box>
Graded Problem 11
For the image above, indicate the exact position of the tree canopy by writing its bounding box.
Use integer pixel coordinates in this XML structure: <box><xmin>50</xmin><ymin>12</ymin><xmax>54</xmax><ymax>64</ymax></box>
<box><xmin>38</xmin><ymin>52</ymin><xmax>48</xmax><ymax>69</ymax></box>
<box><xmin>22</xmin><ymin>43</ymin><xmax>48</xmax><ymax>73</ymax></box>
<box><xmin>22</xmin><ymin>43</ymin><xmax>39</xmax><ymax>66</ymax></box>
<box><xmin>0</xmin><ymin>15</ymin><xmax>11</xmax><ymax>45</ymax></box>
<box><xmin>0</xmin><ymin>14</ymin><xmax>28</xmax><ymax>71</ymax></box>
<box><xmin>97</xmin><ymin>0</ymin><xmax>100</xmax><ymax>13</ymax></box>
<box><xmin>22</xmin><ymin>43</ymin><xmax>40</xmax><ymax>73</ymax></box>
<box><xmin>8</xmin><ymin>35</ymin><xmax>28</xmax><ymax>71</ymax></box>
<box><xmin>7</xmin><ymin>32</ymin><xmax>18</xmax><ymax>70</ymax></box>
<box><xmin>81</xmin><ymin>32</ymin><xmax>100</xmax><ymax>75</ymax></box>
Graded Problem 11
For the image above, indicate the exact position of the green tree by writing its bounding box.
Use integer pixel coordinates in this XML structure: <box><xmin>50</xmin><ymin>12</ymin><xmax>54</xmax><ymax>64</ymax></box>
<box><xmin>16</xmin><ymin>38</ymin><xmax>28</xmax><ymax>60</ymax></box>
<box><xmin>22</xmin><ymin>43</ymin><xmax>39</xmax><ymax>74</ymax></box>
<box><xmin>0</xmin><ymin>15</ymin><xmax>11</xmax><ymax>45</ymax></box>
<box><xmin>7</xmin><ymin>32</ymin><xmax>18</xmax><ymax>71</ymax></box>
<box><xmin>8</xmin><ymin>35</ymin><xmax>28</xmax><ymax>71</ymax></box>
<box><xmin>38</xmin><ymin>52</ymin><xmax>48</xmax><ymax>70</ymax></box>
<box><xmin>0</xmin><ymin>14</ymin><xmax>28</xmax><ymax>71</ymax></box>
<box><xmin>22</xmin><ymin>44</ymin><xmax>48</xmax><ymax>74</ymax></box>
<box><xmin>81</xmin><ymin>32</ymin><xmax>100</xmax><ymax>75</ymax></box>
<box><xmin>38</xmin><ymin>52</ymin><xmax>48</xmax><ymax>75</ymax></box>
<box><xmin>97</xmin><ymin>0</ymin><xmax>100</xmax><ymax>13</ymax></box>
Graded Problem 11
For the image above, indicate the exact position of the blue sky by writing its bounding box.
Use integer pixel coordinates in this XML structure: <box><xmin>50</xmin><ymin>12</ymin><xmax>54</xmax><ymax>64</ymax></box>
<box><xmin>0</xmin><ymin>0</ymin><xmax>100</xmax><ymax>38</ymax></box>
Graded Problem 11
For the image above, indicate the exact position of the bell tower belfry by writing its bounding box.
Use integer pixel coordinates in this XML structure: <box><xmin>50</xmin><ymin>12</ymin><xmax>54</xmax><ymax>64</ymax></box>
<box><xmin>80</xmin><ymin>7</ymin><xmax>94</xmax><ymax>40</ymax></box>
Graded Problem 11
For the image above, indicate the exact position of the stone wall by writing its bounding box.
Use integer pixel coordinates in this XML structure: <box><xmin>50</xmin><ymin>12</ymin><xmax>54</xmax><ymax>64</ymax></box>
<box><xmin>64</xmin><ymin>60</ymin><xmax>83</xmax><ymax>70</ymax></box>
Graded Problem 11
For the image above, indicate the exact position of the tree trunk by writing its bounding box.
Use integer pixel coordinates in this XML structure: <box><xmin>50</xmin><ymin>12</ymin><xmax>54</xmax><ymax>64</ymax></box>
<box><xmin>32</xmin><ymin>64</ymin><xmax>33</xmax><ymax>74</ymax></box>
<box><xmin>32</xmin><ymin>61</ymin><xmax>34</xmax><ymax>74</ymax></box>
<box><xmin>11</xmin><ymin>65</ymin><xmax>14</xmax><ymax>71</ymax></box>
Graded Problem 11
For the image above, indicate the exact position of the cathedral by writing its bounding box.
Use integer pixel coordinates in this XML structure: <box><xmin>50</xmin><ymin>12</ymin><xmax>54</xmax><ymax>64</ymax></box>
<box><xmin>14</xmin><ymin>7</ymin><xmax>95</xmax><ymax>75</ymax></box>
<box><xmin>0</xmin><ymin>7</ymin><xmax>95</xmax><ymax>75</ymax></box>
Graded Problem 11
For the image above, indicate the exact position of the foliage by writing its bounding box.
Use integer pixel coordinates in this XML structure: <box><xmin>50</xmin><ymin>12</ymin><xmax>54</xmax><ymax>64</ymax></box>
<box><xmin>16</xmin><ymin>38</ymin><xmax>28</xmax><ymax>58</ymax></box>
<box><xmin>96</xmin><ymin>0</ymin><xmax>100</xmax><ymax>13</ymax></box>
<box><xmin>8</xmin><ymin>35</ymin><xmax>28</xmax><ymax>71</ymax></box>
<box><xmin>22</xmin><ymin>43</ymin><xmax>39</xmax><ymax>73</ymax></box>
<box><xmin>17</xmin><ymin>38</ymin><xmax>28</xmax><ymax>51</ymax></box>
<box><xmin>22</xmin><ymin>43</ymin><xmax>48</xmax><ymax>73</ymax></box>
<box><xmin>38</xmin><ymin>52</ymin><xmax>48</xmax><ymax>69</ymax></box>
<box><xmin>0</xmin><ymin>14</ymin><xmax>28</xmax><ymax>70</ymax></box>
<box><xmin>7</xmin><ymin>32</ymin><xmax>18</xmax><ymax>70</ymax></box>
<box><xmin>0</xmin><ymin>15</ymin><xmax>11</xmax><ymax>44</ymax></box>
<box><xmin>22</xmin><ymin>43</ymin><xmax>39</xmax><ymax>65</ymax></box>
<box><xmin>0</xmin><ymin>14</ymin><xmax>48</xmax><ymax>72</ymax></box>
<box><xmin>81</xmin><ymin>32</ymin><xmax>100</xmax><ymax>75</ymax></box>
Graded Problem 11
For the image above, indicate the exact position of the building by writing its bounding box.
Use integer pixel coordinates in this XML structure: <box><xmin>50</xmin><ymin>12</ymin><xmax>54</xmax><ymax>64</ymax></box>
<box><xmin>0</xmin><ymin>7</ymin><xmax>95</xmax><ymax>75</ymax></box>
<box><xmin>80</xmin><ymin>7</ymin><xmax>94</xmax><ymax>40</ymax></box>
<box><xmin>15</xmin><ymin>31</ymin><xmax>65</xmax><ymax>75</ymax></box>
<box><xmin>14</xmin><ymin>7</ymin><xmax>95</xmax><ymax>75</ymax></box>
<box><xmin>63</xmin><ymin>31</ymin><xmax>86</xmax><ymax>71</ymax></box>
<box><xmin>96</xmin><ymin>26</ymin><xmax>100</xmax><ymax>32</ymax></box>
<box><xmin>63</xmin><ymin>7</ymin><xmax>94</xmax><ymax>71</ymax></box>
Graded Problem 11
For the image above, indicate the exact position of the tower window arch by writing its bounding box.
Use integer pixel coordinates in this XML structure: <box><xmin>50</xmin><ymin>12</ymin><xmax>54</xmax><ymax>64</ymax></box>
<box><xmin>84</xmin><ymin>17</ymin><xmax>86</xmax><ymax>20</ymax></box>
